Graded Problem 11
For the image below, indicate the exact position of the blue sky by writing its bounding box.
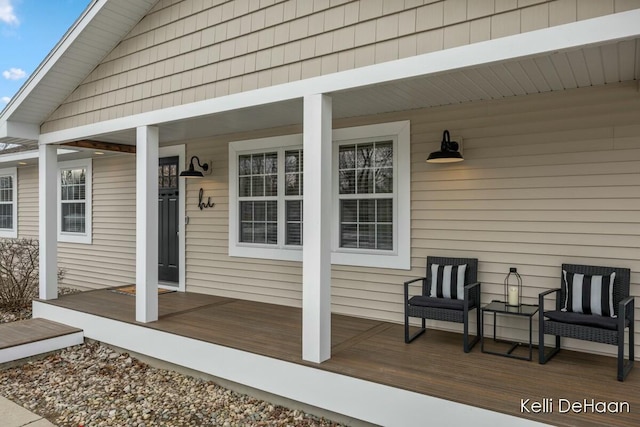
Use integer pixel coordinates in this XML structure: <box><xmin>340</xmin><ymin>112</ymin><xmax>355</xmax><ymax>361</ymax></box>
<box><xmin>1</xmin><ymin>0</ymin><xmax>91</xmax><ymax>106</ymax></box>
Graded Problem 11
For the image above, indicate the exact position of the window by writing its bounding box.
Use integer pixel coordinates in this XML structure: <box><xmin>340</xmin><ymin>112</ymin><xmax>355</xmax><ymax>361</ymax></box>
<box><xmin>229</xmin><ymin>135</ymin><xmax>303</xmax><ymax>261</ymax></box>
<box><xmin>58</xmin><ymin>159</ymin><xmax>92</xmax><ymax>244</ymax></box>
<box><xmin>0</xmin><ymin>167</ymin><xmax>17</xmax><ymax>238</ymax></box>
<box><xmin>228</xmin><ymin>121</ymin><xmax>410</xmax><ymax>269</ymax></box>
<box><xmin>337</xmin><ymin>141</ymin><xmax>393</xmax><ymax>250</ymax></box>
<box><xmin>331</xmin><ymin>121</ymin><xmax>410</xmax><ymax>269</ymax></box>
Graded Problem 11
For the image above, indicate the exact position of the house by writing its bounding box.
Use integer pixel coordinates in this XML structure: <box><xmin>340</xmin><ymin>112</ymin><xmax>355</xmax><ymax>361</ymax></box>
<box><xmin>1</xmin><ymin>0</ymin><xmax>639</xmax><ymax>425</ymax></box>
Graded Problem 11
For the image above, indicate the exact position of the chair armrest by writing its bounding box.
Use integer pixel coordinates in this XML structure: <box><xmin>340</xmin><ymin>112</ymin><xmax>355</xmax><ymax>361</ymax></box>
<box><xmin>404</xmin><ymin>277</ymin><xmax>426</xmax><ymax>302</ymax></box>
<box><xmin>464</xmin><ymin>282</ymin><xmax>481</xmax><ymax>307</ymax></box>
<box><xmin>539</xmin><ymin>288</ymin><xmax>561</xmax><ymax>313</ymax></box>
<box><xmin>619</xmin><ymin>296</ymin><xmax>634</xmax><ymax>321</ymax></box>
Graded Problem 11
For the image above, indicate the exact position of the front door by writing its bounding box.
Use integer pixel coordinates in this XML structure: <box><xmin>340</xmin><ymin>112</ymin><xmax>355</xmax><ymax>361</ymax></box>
<box><xmin>158</xmin><ymin>156</ymin><xmax>179</xmax><ymax>283</ymax></box>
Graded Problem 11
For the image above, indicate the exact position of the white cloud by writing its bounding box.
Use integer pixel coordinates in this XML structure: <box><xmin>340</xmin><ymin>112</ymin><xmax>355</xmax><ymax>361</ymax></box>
<box><xmin>1</xmin><ymin>96</ymin><xmax>10</xmax><ymax>104</ymax></box>
<box><xmin>0</xmin><ymin>0</ymin><xmax>19</xmax><ymax>26</ymax></box>
<box><xmin>2</xmin><ymin>67</ymin><xmax>25</xmax><ymax>80</ymax></box>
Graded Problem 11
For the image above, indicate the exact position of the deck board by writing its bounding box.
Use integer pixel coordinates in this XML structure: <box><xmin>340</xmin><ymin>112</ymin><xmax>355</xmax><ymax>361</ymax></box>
<box><xmin>41</xmin><ymin>290</ymin><xmax>640</xmax><ymax>426</ymax></box>
<box><xmin>0</xmin><ymin>319</ymin><xmax>82</xmax><ymax>350</ymax></box>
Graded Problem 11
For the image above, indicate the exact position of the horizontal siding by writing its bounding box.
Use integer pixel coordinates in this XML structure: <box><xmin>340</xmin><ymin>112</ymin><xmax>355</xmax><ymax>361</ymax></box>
<box><xmin>41</xmin><ymin>0</ymin><xmax>640</xmax><ymax>132</ymax></box>
<box><xmin>17</xmin><ymin>166</ymin><xmax>38</xmax><ymax>239</ymax></box>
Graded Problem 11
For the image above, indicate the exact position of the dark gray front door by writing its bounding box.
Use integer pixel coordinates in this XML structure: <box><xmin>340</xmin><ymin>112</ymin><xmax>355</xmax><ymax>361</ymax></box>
<box><xmin>158</xmin><ymin>156</ymin><xmax>179</xmax><ymax>283</ymax></box>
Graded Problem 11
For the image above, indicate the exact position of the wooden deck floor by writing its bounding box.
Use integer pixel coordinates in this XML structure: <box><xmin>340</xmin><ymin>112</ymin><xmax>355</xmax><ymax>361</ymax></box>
<box><xmin>0</xmin><ymin>319</ymin><xmax>82</xmax><ymax>350</ymax></box>
<box><xmin>41</xmin><ymin>289</ymin><xmax>639</xmax><ymax>427</ymax></box>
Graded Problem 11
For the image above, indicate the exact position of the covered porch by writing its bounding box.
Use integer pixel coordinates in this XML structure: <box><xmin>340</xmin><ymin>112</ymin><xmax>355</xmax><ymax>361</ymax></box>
<box><xmin>33</xmin><ymin>288</ymin><xmax>639</xmax><ymax>427</ymax></box>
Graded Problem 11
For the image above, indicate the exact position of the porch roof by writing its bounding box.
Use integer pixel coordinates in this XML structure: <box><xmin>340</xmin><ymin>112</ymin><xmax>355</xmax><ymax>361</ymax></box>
<box><xmin>0</xmin><ymin>9</ymin><xmax>636</xmax><ymax>148</ymax></box>
<box><xmin>37</xmin><ymin>289</ymin><xmax>640</xmax><ymax>427</ymax></box>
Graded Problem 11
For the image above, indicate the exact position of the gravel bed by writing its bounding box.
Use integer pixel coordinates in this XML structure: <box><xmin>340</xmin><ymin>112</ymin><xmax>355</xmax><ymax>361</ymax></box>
<box><xmin>0</xmin><ymin>287</ymin><xmax>81</xmax><ymax>324</ymax></box>
<box><xmin>0</xmin><ymin>290</ymin><xmax>347</xmax><ymax>427</ymax></box>
<box><xmin>0</xmin><ymin>342</ymin><xmax>344</xmax><ymax>427</ymax></box>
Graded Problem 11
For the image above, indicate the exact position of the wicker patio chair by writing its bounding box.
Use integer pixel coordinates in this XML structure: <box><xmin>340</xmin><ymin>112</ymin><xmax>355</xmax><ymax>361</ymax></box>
<box><xmin>539</xmin><ymin>264</ymin><xmax>634</xmax><ymax>381</ymax></box>
<box><xmin>404</xmin><ymin>257</ymin><xmax>481</xmax><ymax>352</ymax></box>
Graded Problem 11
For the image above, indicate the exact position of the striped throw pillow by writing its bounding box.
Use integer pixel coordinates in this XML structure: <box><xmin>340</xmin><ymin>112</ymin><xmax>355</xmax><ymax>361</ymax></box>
<box><xmin>562</xmin><ymin>271</ymin><xmax>616</xmax><ymax>318</ymax></box>
<box><xmin>430</xmin><ymin>264</ymin><xmax>467</xmax><ymax>300</ymax></box>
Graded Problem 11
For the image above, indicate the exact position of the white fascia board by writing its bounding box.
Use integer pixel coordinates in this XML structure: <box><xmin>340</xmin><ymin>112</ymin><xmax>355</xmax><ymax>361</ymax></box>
<box><xmin>0</xmin><ymin>121</ymin><xmax>40</xmax><ymax>140</ymax></box>
<box><xmin>0</xmin><ymin>0</ymin><xmax>107</xmax><ymax>122</ymax></box>
<box><xmin>39</xmin><ymin>8</ymin><xmax>640</xmax><ymax>145</ymax></box>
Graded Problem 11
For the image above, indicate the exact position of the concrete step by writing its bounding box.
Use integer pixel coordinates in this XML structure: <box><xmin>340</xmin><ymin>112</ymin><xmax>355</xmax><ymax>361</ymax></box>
<box><xmin>0</xmin><ymin>318</ymin><xmax>83</xmax><ymax>364</ymax></box>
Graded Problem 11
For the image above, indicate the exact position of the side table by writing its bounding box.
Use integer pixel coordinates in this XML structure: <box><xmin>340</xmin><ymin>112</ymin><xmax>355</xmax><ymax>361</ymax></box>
<box><xmin>480</xmin><ymin>301</ymin><xmax>539</xmax><ymax>361</ymax></box>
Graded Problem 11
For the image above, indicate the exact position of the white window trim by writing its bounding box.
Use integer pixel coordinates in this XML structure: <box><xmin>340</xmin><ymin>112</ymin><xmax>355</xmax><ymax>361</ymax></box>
<box><xmin>58</xmin><ymin>158</ymin><xmax>92</xmax><ymax>244</ymax></box>
<box><xmin>0</xmin><ymin>167</ymin><xmax>18</xmax><ymax>238</ymax></box>
<box><xmin>228</xmin><ymin>121</ymin><xmax>410</xmax><ymax>270</ymax></box>
<box><xmin>331</xmin><ymin>121</ymin><xmax>410</xmax><ymax>270</ymax></box>
<box><xmin>229</xmin><ymin>134</ymin><xmax>304</xmax><ymax>261</ymax></box>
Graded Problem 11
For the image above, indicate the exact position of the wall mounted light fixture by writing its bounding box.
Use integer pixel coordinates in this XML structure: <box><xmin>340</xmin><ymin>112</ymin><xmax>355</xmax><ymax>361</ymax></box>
<box><xmin>426</xmin><ymin>130</ymin><xmax>464</xmax><ymax>163</ymax></box>
<box><xmin>180</xmin><ymin>155</ymin><xmax>210</xmax><ymax>178</ymax></box>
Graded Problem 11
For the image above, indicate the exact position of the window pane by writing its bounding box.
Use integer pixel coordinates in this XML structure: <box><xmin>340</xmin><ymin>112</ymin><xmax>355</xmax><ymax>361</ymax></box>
<box><xmin>267</xmin><ymin>223</ymin><xmax>278</xmax><ymax>244</ymax></box>
<box><xmin>239</xmin><ymin>177</ymin><xmax>251</xmax><ymax>197</ymax></box>
<box><xmin>377</xmin><ymin>199</ymin><xmax>392</xmax><ymax>222</ymax></box>
<box><xmin>340</xmin><ymin>200</ymin><xmax>357</xmax><ymax>222</ymax></box>
<box><xmin>239</xmin><ymin>155</ymin><xmax>251</xmax><ymax>175</ymax></box>
<box><xmin>339</xmin><ymin>170</ymin><xmax>355</xmax><ymax>194</ymax></box>
<box><xmin>356</xmin><ymin>169</ymin><xmax>373</xmax><ymax>194</ymax></box>
<box><xmin>340</xmin><ymin>224</ymin><xmax>357</xmax><ymax>248</ymax></box>
<box><xmin>375</xmin><ymin>142</ymin><xmax>393</xmax><ymax>167</ymax></box>
<box><xmin>240</xmin><ymin>201</ymin><xmax>253</xmax><ymax>221</ymax></box>
<box><xmin>267</xmin><ymin>201</ymin><xmax>277</xmax><ymax>222</ymax></box>
<box><xmin>0</xmin><ymin>204</ymin><xmax>12</xmax><ymax>229</ymax></box>
<box><xmin>375</xmin><ymin>167</ymin><xmax>393</xmax><ymax>193</ymax></box>
<box><xmin>253</xmin><ymin>223</ymin><xmax>266</xmax><ymax>243</ymax></box>
<box><xmin>61</xmin><ymin>202</ymin><xmax>85</xmax><ymax>233</ymax></box>
<box><xmin>252</xmin><ymin>155</ymin><xmax>264</xmax><ymax>174</ymax></box>
<box><xmin>339</xmin><ymin>145</ymin><xmax>355</xmax><ymax>169</ymax></box>
<box><xmin>286</xmin><ymin>200</ymin><xmax>301</xmax><ymax>221</ymax></box>
<box><xmin>359</xmin><ymin>224</ymin><xmax>376</xmax><ymax>248</ymax></box>
<box><xmin>357</xmin><ymin>144</ymin><xmax>374</xmax><ymax>168</ymax></box>
<box><xmin>241</xmin><ymin>222</ymin><xmax>253</xmax><ymax>242</ymax></box>
<box><xmin>358</xmin><ymin>200</ymin><xmax>375</xmax><ymax>223</ymax></box>
<box><xmin>0</xmin><ymin>177</ymin><xmax>12</xmax><ymax>202</ymax></box>
<box><xmin>377</xmin><ymin>224</ymin><xmax>393</xmax><ymax>250</ymax></box>
<box><xmin>265</xmin><ymin>175</ymin><xmax>278</xmax><ymax>196</ymax></box>
<box><xmin>254</xmin><ymin>202</ymin><xmax>266</xmax><ymax>221</ymax></box>
<box><xmin>265</xmin><ymin>153</ymin><xmax>278</xmax><ymax>174</ymax></box>
<box><xmin>285</xmin><ymin>173</ymin><xmax>299</xmax><ymax>195</ymax></box>
<box><xmin>286</xmin><ymin>223</ymin><xmax>301</xmax><ymax>245</ymax></box>
<box><xmin>285</xmin><ymin>150</ymin><xmax>299</xmax><ymax>173</ymax></box>
<box><xmin>251</xmin><ymin>176</ymin><xmax>264</xmax><ymax>196</ymax></box>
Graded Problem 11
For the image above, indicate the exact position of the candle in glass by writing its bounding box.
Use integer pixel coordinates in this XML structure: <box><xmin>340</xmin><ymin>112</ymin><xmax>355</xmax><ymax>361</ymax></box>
<box><xmin>508</xmin><ymin>285</ymin><xmax>519</xmax><ymax>306</ymax></box>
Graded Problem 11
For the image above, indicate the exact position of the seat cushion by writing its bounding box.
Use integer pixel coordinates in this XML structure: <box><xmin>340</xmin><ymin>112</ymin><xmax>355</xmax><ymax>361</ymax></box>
<box><xmin>544</xmin><ymin>310</ymin><xmax>628</xmax><ymax>331</ymax></box>
<box><xmin>408</xmin><ymin>296</ymin><xmax>466</xmax><ymax>310</ymax></box>
<box><xmin>562</xmin><ymin>270</ymin><xmax>615</xmax><ymax>317</ymax></box>
<box><xmin>429</xmin><ymin>264</ymin><xmax>467</xmax><ymax>300</ymax></box>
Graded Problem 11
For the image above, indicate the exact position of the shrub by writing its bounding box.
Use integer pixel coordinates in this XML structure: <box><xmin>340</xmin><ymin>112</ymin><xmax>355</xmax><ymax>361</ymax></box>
<box><xmin>0</xmin><ymin>238</ymin><xmax>65</xmax><ymax>311</ymax></box>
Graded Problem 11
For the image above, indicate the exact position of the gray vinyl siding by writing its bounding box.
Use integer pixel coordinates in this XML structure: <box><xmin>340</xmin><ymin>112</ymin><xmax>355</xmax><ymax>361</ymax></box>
<box><xmin>41</xmin><ymin>0</ymin><xmax>640</xmax><ymax>133</ymax></box>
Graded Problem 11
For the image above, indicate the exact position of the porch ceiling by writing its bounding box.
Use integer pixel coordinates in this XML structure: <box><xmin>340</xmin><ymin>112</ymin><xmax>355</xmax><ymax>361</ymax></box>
<box><xmin>88</xmin><ymin>36</ymin><xmax>640</xmax><ymax>146</ymax></box>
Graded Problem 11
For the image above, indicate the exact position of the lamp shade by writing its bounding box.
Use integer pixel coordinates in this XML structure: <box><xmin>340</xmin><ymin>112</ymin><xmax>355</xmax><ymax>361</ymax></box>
<box><xmin>179</xmin><ymin>155</ymin><xmax>209</xmax><ymax>178</ymax></box>
<box><xmin>427</xmin><ymin>130</ymin><xmax>464</xmax><ymax>163</ymax></box>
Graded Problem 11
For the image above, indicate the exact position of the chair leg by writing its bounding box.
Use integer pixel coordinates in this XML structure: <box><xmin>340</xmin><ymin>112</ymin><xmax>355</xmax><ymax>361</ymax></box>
<box><xmin>405</xmin><ymin>315</ymin><xmax>426</xmax><ymax>343</ymax></box>
<box><xmin>463</xmin><ymin>308</ymin><xmax>480</xmax><ymax>353</ymax></box>
<box><xmin>538</xmin><ymin>325</ymin><xmax>561</xmax><ymax>364</ymax></box>
<box><xmin>618</xmin><ymin>328</ymin><xmax>634</xmax><ymax>381</ymax></box>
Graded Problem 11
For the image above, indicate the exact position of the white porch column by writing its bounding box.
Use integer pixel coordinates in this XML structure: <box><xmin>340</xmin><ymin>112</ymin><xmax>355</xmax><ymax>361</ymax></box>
<box><xmin>38</xmin><ymin>144</ymin><xmax>58</xmax><ymax>300</ymax></box>
<box><xmin>136</xmin><ymin>126</ymin><xmax>159</xmax><ymax>323</ymax></box>
<box><xmin>302</xmin><ymin>94</ymin><xmax>332</xmax><ymax>363</ymax></box>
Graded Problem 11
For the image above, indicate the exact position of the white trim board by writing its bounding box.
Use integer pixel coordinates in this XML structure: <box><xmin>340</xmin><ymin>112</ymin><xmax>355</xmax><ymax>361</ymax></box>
<box><xmin>0</xmin><ymin>331</ymin><xmax>84</xmax><ymax>364</ymax></box>
<box><xmin>33</xmin><ymin>301</ymin><xmax>546</xmax><ymax>427</ymax></box>
<box><xmin>38</xmin><ymin>9</ymin><xmax>640</xmax><ymax>145</ymax></box>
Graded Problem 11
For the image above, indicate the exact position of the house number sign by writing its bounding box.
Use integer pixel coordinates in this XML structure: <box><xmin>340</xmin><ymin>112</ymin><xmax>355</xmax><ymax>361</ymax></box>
<box><xmin>198</xmin><ymin>188</ymin><xmax>215</xmax><ymax>210</ymax></box>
